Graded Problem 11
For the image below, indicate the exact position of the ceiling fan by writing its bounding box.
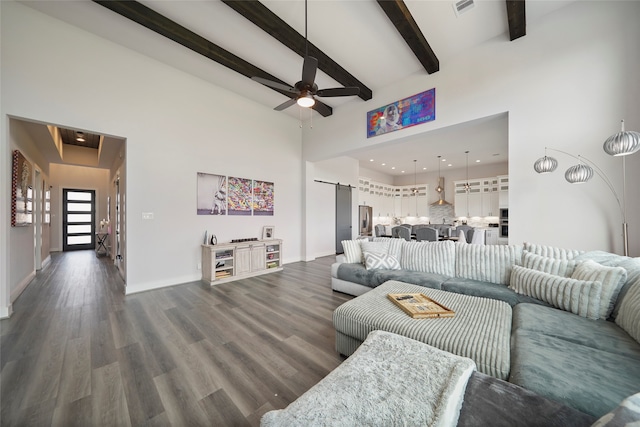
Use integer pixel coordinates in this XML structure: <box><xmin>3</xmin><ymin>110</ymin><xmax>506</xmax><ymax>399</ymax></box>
<box><xmin>251</xmin><ymin>0</ymin><xmax>360</xmax><ymax>116</ymax></box>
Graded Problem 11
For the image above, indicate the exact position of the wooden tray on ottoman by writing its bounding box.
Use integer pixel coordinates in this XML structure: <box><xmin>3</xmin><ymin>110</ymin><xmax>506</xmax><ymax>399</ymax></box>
<box><xmin>387</xmin><ymin>293</ymin><xmax>455</xmax><ymax>319</ymax></box>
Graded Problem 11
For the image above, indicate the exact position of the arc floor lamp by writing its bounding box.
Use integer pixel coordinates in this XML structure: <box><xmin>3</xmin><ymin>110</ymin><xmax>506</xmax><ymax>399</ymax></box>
<box><xmin>533</xmin><ymin>120</ymin><xmax>640</xmax><ymax>256</ymax></box>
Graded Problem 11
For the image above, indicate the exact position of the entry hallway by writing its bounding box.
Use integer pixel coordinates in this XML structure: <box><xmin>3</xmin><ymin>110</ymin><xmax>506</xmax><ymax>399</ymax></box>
<box><xmin>0</xmin><ymin>251</ymin><xmax>351</xmax><ymax>426</ymax></box>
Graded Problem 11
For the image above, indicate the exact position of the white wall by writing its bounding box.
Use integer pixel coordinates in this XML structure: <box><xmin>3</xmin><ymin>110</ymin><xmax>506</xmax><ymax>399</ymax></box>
<box><xmin>302</xmin><ymin>1</ymin><xmax>640</xmax><ymax>256</ymax></box>
<box><xmin>0</xmin><ymin>1</ymin><xmax>302</xmax><ymax>309</ymax></box>
<box><xmin>304</xmin><ymin>157</ymin><xmax>359</xmax><ymax>260</ymax></box>
<box><xmin>7</xmin><ymin>119</ymin><xmax>51</xmax><ymax>310</ymax></box>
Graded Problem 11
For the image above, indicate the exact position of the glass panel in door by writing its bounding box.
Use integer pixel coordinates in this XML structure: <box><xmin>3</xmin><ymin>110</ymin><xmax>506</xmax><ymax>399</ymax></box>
<box><xmin>63</xmin><ymin>189</ymin><xmax>95</xmax><ymax>251</ymax></box>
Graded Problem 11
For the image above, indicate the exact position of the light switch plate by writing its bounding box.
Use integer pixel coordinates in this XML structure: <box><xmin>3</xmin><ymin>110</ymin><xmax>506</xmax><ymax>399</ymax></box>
<box><xmin>142</xmin><ymin>212</ymin><xmax>154</xmax><ymax>220</ymax></box>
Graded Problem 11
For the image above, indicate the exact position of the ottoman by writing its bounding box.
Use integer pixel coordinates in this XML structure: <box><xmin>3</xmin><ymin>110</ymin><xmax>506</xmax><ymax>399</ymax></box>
<box><xmin>333</xmin><ymin>280</ymin><xmax>512</xmax><ymax>379</ymax></box>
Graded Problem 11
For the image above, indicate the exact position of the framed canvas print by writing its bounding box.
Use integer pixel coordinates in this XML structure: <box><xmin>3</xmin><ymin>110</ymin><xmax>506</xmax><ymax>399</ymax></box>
<box><xmin>262</xmin><ymin>226</ymin><xmax>274</xmax><ymax>240</ymax></box>
<box><xmin>197</xmin><ymin>172</ymin><xmax>227</xmax><ymax>215</ymax></box>
<box><xmin>252</xmin><ymin>180</ymin><xmax>274</xmax><ymax>216</ymax></box>
<box><xmin>11</xmin><ymin>150</ymin><xmax>33</xmax><ymax>227</ymax></box>
<box><xmin>228</xmin><ymin>176</ymin><xmax>252</xmax><ymax>216</ymax></box>
<box><xmin>366</xmin><ymin>88</ymin><xmax>435</xmax><ymax>138</ymax></box>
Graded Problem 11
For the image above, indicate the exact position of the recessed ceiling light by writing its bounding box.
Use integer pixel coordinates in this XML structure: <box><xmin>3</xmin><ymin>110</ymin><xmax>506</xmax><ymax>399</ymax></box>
<box><xmin>382</xmin><ymin>163</ymin><xmax>386</xmax><ymax>166</ymax></box>
<box><xmin>476</xmin><ymin>160</ymin><xmax>481</xmax><ymax>163</ymax></box>
<box><xmin>448</xmin><ymin>164</ymin><xmax>452</xmax><ymax>167</ymax></box>
<box><xmin>422</xmin><ymin>167</ymin><xmax>427</xmax><ymax>170</ymax></box>
<box><xmin>391</xmin><ymin>167</ymin><xmax>396</xmax><ymax>170</ymax></box>
<box><xmin>401</xmin><ymin>170</ymin><xmax>405</xmax><ymax>173</ymax></box>
<box><xmin>76</xmin><ymin>132</ymin><xmax>85</xmax><ymax>142</ymax></box>
<box><xmin>369</xmin><ymin>159</ymin><xmax>374</xmax><ymax>162</ymax></box>
<box><xmin>441</xmin><ymin>158</ymin><xmax>447</xmax><ymax>162</ymax></box>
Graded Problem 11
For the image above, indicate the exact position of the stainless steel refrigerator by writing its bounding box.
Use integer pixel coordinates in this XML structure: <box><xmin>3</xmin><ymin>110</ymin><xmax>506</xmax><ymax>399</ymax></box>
<box><xmin>359</xmin><ymin>205</ymin><xmax>373</xmax><ymax>236</ymax></box>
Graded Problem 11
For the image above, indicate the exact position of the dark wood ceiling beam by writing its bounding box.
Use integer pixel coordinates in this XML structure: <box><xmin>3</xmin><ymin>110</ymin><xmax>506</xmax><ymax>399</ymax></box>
<box><xmin>92</xmin><ymin>0</ymin><xmax>333</xmax><ymax>115</ymax></box>
<box><xmin>376</xmin><ymin>0</ymin><xmax>439</xmax><ymax>74</ymax></box>
<box><xmin>506</xmin><ymin>0</ymin><xmax>526</xmax><ymax>41</ymax></box>
<box><xmin>221</xmin><ymin>0</ymin><xmax>372</xmax><ymax>102</ymax></box>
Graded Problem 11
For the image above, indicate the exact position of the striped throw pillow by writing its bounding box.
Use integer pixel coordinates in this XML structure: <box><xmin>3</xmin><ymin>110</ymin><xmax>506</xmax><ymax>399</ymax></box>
<box><xmin>522</xmin><ymin>251</ymin><xmax>577</xmax><ymax>277</ymax></box>
<box><xmin>341</xmin><ymin>240</ymin><xmax>363</xmax><ymax>264</ymax></box>
<box><xmin>523</xmin><ymin>242</ymin><xmax>584</xmax><ymax>261</ymax></box>
<box><xmin>615</xmin><ymin>277</ymin><xmax>640</xmax><ymax>344</ymax></box>
<box><xmin>510</xmin><ymin>265</ymin><xmax>603</xmax><ymax>319</ymax></box>
<box><xmin>571</xmin><ymin>260</ymin><xmax>627</xmax><ymax>319</ymax></box>
<box><xmin>456</xmin><ymin>244</ymin><xmax>523</xmax><ymax>285</ymax></box>
<box><xmin>400</xmin><ymin>240</ymin><xmax>455</xmax><ymax>277</ymax></box>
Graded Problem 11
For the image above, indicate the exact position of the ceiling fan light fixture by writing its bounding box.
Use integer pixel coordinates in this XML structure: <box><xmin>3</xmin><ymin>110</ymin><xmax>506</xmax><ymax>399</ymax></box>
<box><xmin>297</xmin><ymin>93</ymin><xmax>315</xmax><ymax>108</ymax></box>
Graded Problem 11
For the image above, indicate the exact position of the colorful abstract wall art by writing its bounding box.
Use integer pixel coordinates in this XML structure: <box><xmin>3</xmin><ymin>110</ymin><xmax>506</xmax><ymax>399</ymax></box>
<box><xmin>11</xmin><ymin>150</ymin><xmax>33</xmax><ymax>227</ymax></box>
<box><xmin>252</xmin><ymin>180</ymin><xmax>274</xmax><ymax>216</ymax></box>
<box><xmin>366</xmin><ymin>88</ymin><xmax>436</xmax><ymax>138</ymax></box>
<box><xmin>228</xmin><ymin>177</ymin><xmax>253</xmax><ymax>216</ymax></box>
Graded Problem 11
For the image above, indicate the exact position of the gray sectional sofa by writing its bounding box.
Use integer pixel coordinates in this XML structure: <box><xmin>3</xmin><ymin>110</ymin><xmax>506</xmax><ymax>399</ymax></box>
<box><xmin>330</xmin><ymin>238</ymin><xmax>640</xmax><ymax>419</ymax></box>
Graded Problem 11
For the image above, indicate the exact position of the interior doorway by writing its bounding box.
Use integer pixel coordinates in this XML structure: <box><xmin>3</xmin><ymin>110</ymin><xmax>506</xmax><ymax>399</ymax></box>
<box><xmin>335</xmin><ymin>184</ymin><xmax>352</xmax><ymax>254</ymax></box>
<box><xmin>62</xmin><ymin>188</ymin><xmax>96</xmax><ymax>251</ymax></box>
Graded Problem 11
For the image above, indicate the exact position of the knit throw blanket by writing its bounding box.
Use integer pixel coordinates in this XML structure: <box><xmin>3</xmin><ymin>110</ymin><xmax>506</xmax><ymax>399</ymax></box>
<box><xmin>261</xmin><ymin>330</ymin><xmax>476</xmax><ymax>427</ymax></box>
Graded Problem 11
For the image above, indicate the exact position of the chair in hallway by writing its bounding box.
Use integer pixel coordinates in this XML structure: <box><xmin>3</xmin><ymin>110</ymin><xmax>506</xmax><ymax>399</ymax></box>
<box><xmin>391</xmin><ymin>226</ymin><xmax>412</xmax><ymax>241</ymax></box>
<box><xmin>415</xmin><ymin>227</ymin><xmax>439</xmax><ymax>242</ymax></box>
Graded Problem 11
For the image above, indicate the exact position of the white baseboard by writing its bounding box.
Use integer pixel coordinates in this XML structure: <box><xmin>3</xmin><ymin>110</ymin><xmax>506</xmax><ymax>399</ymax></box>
<box><xmin>125</xmin><ymin>274</ymin><xmax>201</xmax><ymax>295</ymax></box>
<box><xmin>42</xmin><ymin>255</ymin><xmax>51</xmax><ymax>269</ymax></box>
<box><xmin>0</xmin><ymin>304</ymin><xmax>13</xmax><ymax>319</ymax></box>
<box><xmin>11</xmin><ymin>270</ymin><xmax>36</xmax><ymax>303</ymax></box>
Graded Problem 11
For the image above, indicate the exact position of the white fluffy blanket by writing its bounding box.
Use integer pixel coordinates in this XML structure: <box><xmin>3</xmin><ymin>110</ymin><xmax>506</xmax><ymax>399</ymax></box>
<box><xmin>261</xmin><ymin>330</ymin><xmax>476</xmax><ymax>427</ymax></box>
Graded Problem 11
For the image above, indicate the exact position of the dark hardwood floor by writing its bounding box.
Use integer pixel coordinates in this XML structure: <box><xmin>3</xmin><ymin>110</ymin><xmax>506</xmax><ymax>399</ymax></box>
<box><xmin>1</xmin><ymin>250</ymin><xmax>352</xmax><ymax>426</ymax></box>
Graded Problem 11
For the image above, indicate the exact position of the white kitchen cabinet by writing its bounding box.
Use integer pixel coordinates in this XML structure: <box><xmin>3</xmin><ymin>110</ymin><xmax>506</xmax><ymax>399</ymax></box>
<box><xmin>485</xmin><ymin>228</ymin><xmax>499</xmax><ymax>245</ymax></box>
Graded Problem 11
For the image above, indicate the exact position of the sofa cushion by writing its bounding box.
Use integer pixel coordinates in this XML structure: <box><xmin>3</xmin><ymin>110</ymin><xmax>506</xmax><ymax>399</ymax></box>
<box><xmin>401</xmin><ymin>240</ymin><xmax>455</xmax><ymax>277</ymax></box>
<box><xmin>590</xmin><ymin>392</ymin><xmax>640</xmax><ymax>427</ymax></box>
<box><xmin>363</xmin><ymin>252</ymin><xmax>400</xmax><ymax>270</ymax></box>
<box><xmin>571</xmin><ymin>260</ymin><xmax>627</xmax><ymax>319</ymax></box>
<box><xmin>509</xmin><ymin>265</ymin><xmax>602</xmax><ymax>319</ymax></box>
<box><xmin>342</xmin><ymin>240</ymin><xmax>363</xmax><ymax>263</ymax></box>
<box><xmin>442</xmin><ymin>277</ymin><xmax>551</xmax><ymax>307</ymax></box>
<box><xmin>336</xmin><ymin>263</ymin><xmax>383</xmax><ymax>289</ymax></box>
<box><xmin>455</xmin><ymin>244</ymin><xmax>523</xmax><ymax>285</ymax></box>
<box><xmin>513</xmin><ymin>303</ymin><xmax>640</xmax><ymax>360</ymax></box>
<box><xmin>615</xmin><ymin>277</ymin><xmax>640</xmax><ymax>344</ymax></box>
<box><xmin>373</xmin><ymin>237</ymin><xmax>404</xmax><ymax>260</ymax></box>
<box><xmin>458</xmin><ymin>372</ymin><xmax>596</xmax><ymax>427</ymax></box>
<box><xmin>509</xmin><ymin>329</ymin><xmax>640</xmax><ymax>418</ymax></box>
<box><xmin>375</xmin><ymin>269</ymin><xmax>448</xmax><ymax>290</ymax></box>
<box><xmin>360</xmin><ymin>240</ymin><xmax>389</xmax><ymax>256</ymax></box>
<box><xmin>522</xmin><ymin>251</ymin><xmax>577</xmax><ymax>277</ymax></box>
<box><xmin>523</xmin><ymin>242</ymin><xmax>584</xmax><ymax>260</ymax></box>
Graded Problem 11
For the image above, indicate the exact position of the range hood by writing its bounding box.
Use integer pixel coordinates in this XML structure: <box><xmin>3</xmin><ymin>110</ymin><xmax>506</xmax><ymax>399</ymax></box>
<box><xmin>431</xmin><ymin>177</ymin><xmax>451</xmax><ymax>205</ymax></box>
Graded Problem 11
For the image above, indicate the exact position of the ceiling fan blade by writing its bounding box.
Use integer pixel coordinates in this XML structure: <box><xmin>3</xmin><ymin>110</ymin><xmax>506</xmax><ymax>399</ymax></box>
<box><xmin>316</xmin><ymin>87</ymin><xmax>361</xmax><ymax>97</ymax></box>
<box><xmin>301</xmin><ymin>56</ymin><xmax>318</xmax><ymax>87</ymax></box>
<box><xmin>251</xmin><ymin>76</ymin><xmax>298</xmax><ymax>94</ymax></box>
<box><xmin>312</xmin><ymin>99</ymin><xmax>332</xmax><ymax>117</ymax></box>
<box><xmin>274</xmin><ymin>98</ymin><xmax>298</xmax><ymax>111</ymax></box>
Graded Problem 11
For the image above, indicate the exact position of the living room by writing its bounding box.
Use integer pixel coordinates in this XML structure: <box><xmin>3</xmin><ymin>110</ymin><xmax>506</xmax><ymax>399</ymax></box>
<box><xmin>1</xmin><ymin>0</ymin><xmax>639</xmax><ymax>424</ymax></box>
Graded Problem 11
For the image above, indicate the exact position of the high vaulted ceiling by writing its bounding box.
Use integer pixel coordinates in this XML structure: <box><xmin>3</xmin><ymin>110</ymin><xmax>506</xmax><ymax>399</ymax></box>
<box><xmin>21</xmin><ymin>0</ymin><xmax>576</xmax><ymax>173</ymax></box>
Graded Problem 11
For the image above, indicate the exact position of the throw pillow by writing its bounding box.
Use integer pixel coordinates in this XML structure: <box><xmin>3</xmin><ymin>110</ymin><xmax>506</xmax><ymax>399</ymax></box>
<box><xmin>373</xmin><ymin>237</ymin><xmax>404</xmax><ymax>261</ymax></box>
<box><xmin>571</xmin><ymin>260</ymin><xmax>627</xmax><ymax>319</ymax></box>
<box><xmin>360</xmin><ymin>241</ymin><xmax>389</xmax><ymax>257</ymax></box>
<box><xmin>509</xmin><ymin>265</ymin><xmax>603</xmax><ymax>319</ymax></box>
<box><xmin>523</xmin><ymin>242</ymin><xmax>584</xmax><ymax>260</ymax></box>
<box><xmin>400</xmin><ymin>240</ymin><xmax>456</xmax><ymax>277</ymax></box>
<box><xmin>615</xmin><ymin>277</ymin><xmax>640</xmax><ymax>344</ymax></box>
<box><xmin>456</xmin><ymin>244</ymin><xmax>523</xmax><ymax>286</ymax></box>
<box><xmin>363</xmin><ymin>252</ymin><xmax>401</xmax><ymax>270</ymax></box>
<box><xmin>522</xmin><ymin>251</ymin><xmax>577</xmax><ymax>277</ymax></box>
<box><xmin>590</xmin><ymin>392</ymin><xmax>640</xmax><ymax>427</ymax></box>
<box><xmin>341</xmin><ymin>240</ymin><xmax>363</xmax><ymax>264</ymax></box>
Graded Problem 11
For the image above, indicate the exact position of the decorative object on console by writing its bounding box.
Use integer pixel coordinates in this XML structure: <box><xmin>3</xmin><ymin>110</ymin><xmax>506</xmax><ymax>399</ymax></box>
<box><xmin>533</xmin><ymin>120</ymin><xmax>639</xmax><ymax>256</ymax></box>
<box><xmin>262</xmin><ymin>226</ymin><xmax>274</xmax><ymax>240</ymax></box>
<box><xmin>210</xmin><ymin>234</ymin><xmax>217</xmax><ymax>245</ymax></box>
